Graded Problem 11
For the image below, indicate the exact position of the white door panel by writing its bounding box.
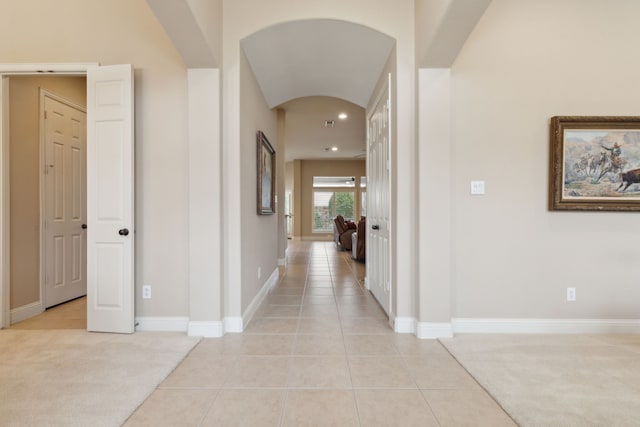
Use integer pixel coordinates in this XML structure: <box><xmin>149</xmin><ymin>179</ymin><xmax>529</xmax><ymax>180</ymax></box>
<box><xmin>366</xmin><ymin>75</ymin><xmax>391</xmax><ymax>315</ymax></box>
<box><xmin>43</xmin><ymin>95</ymin><xmax>86</xmax><ymax>308</ymax></box>
<box><xmin>87</xmin><ymin>64</ymin><xmax>134</xmax><ymax>333</ymax></box>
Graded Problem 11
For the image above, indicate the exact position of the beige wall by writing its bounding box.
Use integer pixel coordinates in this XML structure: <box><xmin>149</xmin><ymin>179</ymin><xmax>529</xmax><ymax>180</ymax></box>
<box><xmin>448</xmin><ymin>0</ymin><xmax>640</xmax><ymax>319</ymax></box>
<box><xmin>239</xmin><ymin>51</ymin><xmax>278</xmax><ymax>313</ymax></box>
<box><xmin>9</xmin><ymin>76</ymin><xmax>86</xmax><ymax>309</ymax></box>
<box><xmin>297</xmin><ymin>159</ymin><xmax>366</xmax><ymax>240</ymax></box>
<box><xmin>0</xmin><ymin>0</ymin><xmax>190</xmax><ymax>317</ymax></box>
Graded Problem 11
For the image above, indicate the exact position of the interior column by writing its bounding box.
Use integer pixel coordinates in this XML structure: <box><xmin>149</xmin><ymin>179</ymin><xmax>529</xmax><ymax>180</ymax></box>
<box><xmin>187</xmin><ymin>68</ymin><xmax>223</xmax><ymax>337</ymax></box>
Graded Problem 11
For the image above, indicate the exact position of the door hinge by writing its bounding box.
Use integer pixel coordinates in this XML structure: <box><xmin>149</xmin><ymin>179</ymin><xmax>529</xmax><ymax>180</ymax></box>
<box><xmin>44</xmin><ymin>110</ymin><xmax>47</xmax><ymax>119</ymax></box>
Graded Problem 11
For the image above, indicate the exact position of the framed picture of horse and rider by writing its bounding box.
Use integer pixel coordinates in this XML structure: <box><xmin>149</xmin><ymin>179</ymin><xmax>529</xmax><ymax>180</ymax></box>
<box><xmin>550</xmin><ymin>116</ymin><xmax>640</xmax><ymax>211</ymax></box>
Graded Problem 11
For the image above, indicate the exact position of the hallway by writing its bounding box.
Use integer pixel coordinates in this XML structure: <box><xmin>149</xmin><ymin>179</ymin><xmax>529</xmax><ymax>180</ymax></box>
<box><xmin>126</xmin><ymin>241</ymin><xmax>514</xmax><ymax>426</ymax></box>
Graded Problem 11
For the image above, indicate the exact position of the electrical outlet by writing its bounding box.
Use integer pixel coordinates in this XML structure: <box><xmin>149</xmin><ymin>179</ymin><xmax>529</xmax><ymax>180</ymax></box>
<box><xmin>258</xmin><ymin>267</ymin><xmax>261</xmax><ymax>279</ymax></box>
<box><xmin>567</xmin><ymin>287</ymin><xmax>576</xmax><ymax>302</ymax></box>
<box><xmin>142</xmin><ymin>285</ymin><xmax>152</xmax><ymax>299</ymax></box>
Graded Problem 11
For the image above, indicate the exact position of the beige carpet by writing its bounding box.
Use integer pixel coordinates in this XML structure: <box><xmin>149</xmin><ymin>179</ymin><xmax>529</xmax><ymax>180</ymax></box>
<box><xmin>0</xmin><ymin>329</ymin><xmax>200</xmax><ymax>426</ymax></box>
<box><xmin>441</xmin><ymin>334</ymin><xmax>640</xmax><ymax>426</ymax></box>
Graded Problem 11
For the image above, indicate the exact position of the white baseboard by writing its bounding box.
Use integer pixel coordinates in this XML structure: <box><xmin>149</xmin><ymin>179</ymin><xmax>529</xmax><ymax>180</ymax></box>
<box><xmin>188</xmin><ymin>320</ymin><xmax>224</xmax><ymax>337</ymax></box>
<box><xmin>394</xmin><ymin>317</ymin><xmax>416</xmax><ymax>334</ymax></box>
<box><xmin>241</xmin><ymin>267</ymin><xmax>279</xmax><ymax>330</ymax></box>
<box><xmin>135</xmin><ymin>316</ymin><xmax>189</xmax><ymax>332</ymax></box>
<box><xmin>417</xmin><ymin>322</ymin><xmax>454</xmax><ymax>339</ymax></box>
<box><xmin>278</xmin><ymin>258</ymin><xmax>287</xmax><ymax>267</ymax></box>
<box><xmin>224</xmin><ymin>317</ymin><xmax>243</xmax><ymax>333</ymax></box>
<box><xmin>10</xmin><ymin>301</ymin><xmax>44</xmax><ymax>324</ymax></box>
<box><xmin>451</xmin><ymin>318</ymin><xmax>640</xmax><ymax>334</ymax></box>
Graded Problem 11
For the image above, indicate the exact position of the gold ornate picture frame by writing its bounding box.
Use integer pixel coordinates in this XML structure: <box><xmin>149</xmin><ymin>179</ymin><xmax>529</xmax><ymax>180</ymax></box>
<box><xmin>550</xmin><ymin>116</ymin><xmax>640</xmax><ymax>211</ymax></box>
<box><xmin>257</xmin><ymin>131</ymin><xmax>275</xmax><ymax>215</ymax></box>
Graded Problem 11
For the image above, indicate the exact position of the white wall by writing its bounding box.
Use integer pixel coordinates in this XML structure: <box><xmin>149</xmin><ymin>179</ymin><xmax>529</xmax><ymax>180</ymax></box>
<box><xmin>0</xmin><ymin>0</ymin><xmax>190</xmax><ymax>318</ymax></box>
<box><xmin>449</xmin><ymin>0</ymin><xmax>640</xmax><ymax>319</ymax></box>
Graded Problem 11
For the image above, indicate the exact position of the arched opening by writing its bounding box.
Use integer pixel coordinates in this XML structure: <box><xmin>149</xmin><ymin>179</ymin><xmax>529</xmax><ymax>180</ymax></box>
<box><xmin>229</xmin><ymin>19</ymin><xmax>397</xmax><ymax>329</ymax></box>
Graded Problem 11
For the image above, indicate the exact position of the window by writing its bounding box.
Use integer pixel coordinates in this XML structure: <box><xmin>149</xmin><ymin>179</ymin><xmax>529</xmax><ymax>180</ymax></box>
<box><xmin>313</xmin><ymin>191</ymin><xmax>355</xmax><ymax>232</ymax></box>
<box><xmin>312</xmin><ymin>176</ymin><xmax>356</xmax><ymax>233</ymax></box>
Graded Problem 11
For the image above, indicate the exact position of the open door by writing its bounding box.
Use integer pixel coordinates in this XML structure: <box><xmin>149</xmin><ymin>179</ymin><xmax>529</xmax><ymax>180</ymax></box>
<box><xmin>366</xmin><ymin>74</ymin><xmax>391</xmax><ymax>315</ymax></box>
<box><xmin>86</xmin><ymin>64</ymin><xmax>134</xmax><ymax>333</ymax></box>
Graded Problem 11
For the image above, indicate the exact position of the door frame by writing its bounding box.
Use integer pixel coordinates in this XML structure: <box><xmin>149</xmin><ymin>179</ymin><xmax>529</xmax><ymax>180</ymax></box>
<box><xmin>0</xmin><ymin>63</ymin><xmax>96</xmax><ymax>328</ymax></box>
<box><xmin>39</xmin><ymin>89</ymin><xmax>87</xmax><ymax>310</ymax></box>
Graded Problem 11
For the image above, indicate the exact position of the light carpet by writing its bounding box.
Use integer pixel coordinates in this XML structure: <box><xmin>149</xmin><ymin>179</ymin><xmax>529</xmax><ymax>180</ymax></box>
<box><xmin>441</xmin><ymin>334</ymin><xmax>640</xmax><ymax>426</ymax></box>
<box><xmin>0</xmin><ymin>329</ymin><xmax>200</xmax><ymax>426</ymax></box>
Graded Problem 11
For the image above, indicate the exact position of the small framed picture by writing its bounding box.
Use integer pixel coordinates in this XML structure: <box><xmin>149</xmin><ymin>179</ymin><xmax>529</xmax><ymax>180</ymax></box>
<box><xmin>257</xmin><ymin>131</ymin><xmax>275</xmax><ymax>215</ymax></box>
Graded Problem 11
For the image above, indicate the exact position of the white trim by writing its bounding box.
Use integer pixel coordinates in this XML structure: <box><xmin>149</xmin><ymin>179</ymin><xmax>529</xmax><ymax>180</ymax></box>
<box><xmin>224</xmin><ymin>317</ymin><xmax>243</xmax><ymax>333</ymax></box>
<box><xmin>278</xmin><ymin>257</ymin><xmax>286</xmax><ymax>267</ymax></box>
<box><xmin>417</xmin><ymin>322</ymin><xmax>454</xmax><ymax>339</ymax></box>
<box><xmin>452</xmin><ymin>318</ymin><xmax>640</xmax><ymax>334</ymax></box>
<box><xmin>188</xmin><ymin>320</ymin><xmax>224</xmax><ymax>337</ymax></box>
<box><xmin>242</xmin><ymin>267</ymin><xmax>279</xmax><ymax>329</ymax></box>
<box><xmin>10</xmin><ymin>301</ymin><xmax>44</xmax><ymax>324</ymax></box>
<box><xmin>0</xmin><ymin>63</ymin><xmax>98</xmax><ymax>74</ymax></box>
<box><xmin>394</xmin><ymin>316</ymin><xmax>416</xmax><ymax>334</ymax></box>
<box><xmin>0</xmin><ymin>76</ymin><xmax>9</xmax><ymax>328</ymax></box>
<box><xmin>135</xmin><ymin>316</ymin><xmax>189</xmax><ymax>332</ymax></box>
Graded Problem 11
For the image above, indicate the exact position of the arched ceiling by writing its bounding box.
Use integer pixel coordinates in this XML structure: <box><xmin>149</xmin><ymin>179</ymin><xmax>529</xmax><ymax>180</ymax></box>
<box><xmin>241</xmin><ymin>19</ymin><xmax>395</xmax><ymax>108</ymax></box>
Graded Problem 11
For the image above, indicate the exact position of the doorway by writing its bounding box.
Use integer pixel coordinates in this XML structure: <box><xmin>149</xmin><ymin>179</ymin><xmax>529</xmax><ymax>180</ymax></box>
<box><xmin>7</xmin><ymin>76</ymin><xmax>87</xmax><ymax>326</ymax></box>
<box><xmin>0</xmin><ymin>63</ymin><xmax>135</xmax><ymax>333</ymax></box>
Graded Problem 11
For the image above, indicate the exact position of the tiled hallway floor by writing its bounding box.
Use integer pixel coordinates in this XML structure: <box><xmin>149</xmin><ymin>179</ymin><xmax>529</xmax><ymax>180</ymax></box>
<box><xmin>126</xmin><ymin>241</ymin><xmax>515</xmax><ymax>426</ymax></box>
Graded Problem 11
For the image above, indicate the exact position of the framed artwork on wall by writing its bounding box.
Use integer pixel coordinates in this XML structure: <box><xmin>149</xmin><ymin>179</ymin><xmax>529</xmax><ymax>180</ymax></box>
<box><xmin>550</xmin><ymin>116</ymin><xmax>640</xmax><ymax>211</ymax></box>
<box><xmin>257</xmin><ymin>130</ymin><xmax>276</xmax><ymax>215</ymax></box>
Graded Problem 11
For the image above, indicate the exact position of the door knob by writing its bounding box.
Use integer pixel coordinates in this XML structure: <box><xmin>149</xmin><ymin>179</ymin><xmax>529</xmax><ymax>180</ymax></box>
<box><xmin>81</xmin><ymin>224</ymin><xmax>87</xmax><ymax>229</ymax></box>
<box><xmin>118</xmin><ymin>228</ymin><xmax>130</xmax><ymax>236</ymax></box>
<box><xmin>372</xmin><ymin>225</ymin><xmax>380</xmax><ymax>230</ymax></box>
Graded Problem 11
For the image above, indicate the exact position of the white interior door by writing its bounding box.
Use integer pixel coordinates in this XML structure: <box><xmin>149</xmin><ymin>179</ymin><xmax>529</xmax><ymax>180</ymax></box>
<box><xmin>43</xmin><ymin>94</ymin><xmax>87</xmax><ymax>308</ymax></box>
<box><xmin>87</xmin><ymin>64</ymin><xmax>135</xmax><ymax>333</ymax></box>
<box><xmin>366</xmin><ymin>75</ymin><xmax>391</xmax><ymax>315</ymax></box>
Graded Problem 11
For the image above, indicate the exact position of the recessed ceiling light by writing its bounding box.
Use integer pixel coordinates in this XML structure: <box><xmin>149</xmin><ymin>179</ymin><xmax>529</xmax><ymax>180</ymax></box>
<box><xmin>338</xmin><ymin>113</ymin><xmax>348</xmax><ymax>120</ymax></box>
<box><xmin>331</xmin><ymin>146</ymin><xmax>338</xmax><ymax>152</ymax></box>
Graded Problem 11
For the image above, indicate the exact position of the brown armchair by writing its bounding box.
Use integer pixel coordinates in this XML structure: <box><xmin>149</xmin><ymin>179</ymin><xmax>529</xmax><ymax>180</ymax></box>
<box><xmin>333</xmin><ymin>215</ymin><xmax>355</xmax><ymax>251</ymax></box>
<box><xmin>353</xmin><ymin>217</ymin><xmax>365</xmax><ymax>260</ymax></box>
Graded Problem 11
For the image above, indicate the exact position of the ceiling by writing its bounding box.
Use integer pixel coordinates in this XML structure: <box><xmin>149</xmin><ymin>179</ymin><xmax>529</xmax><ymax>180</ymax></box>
<box><xmin>241</xmin><ymin>19</ymin><xmax>395</xmax><ymax>109</ymax></box>
<box><xmin>279</xmin><ymin>97</ymin><xmax>366</xmax><ymax>162</ymax></box>
<box><xmin>241</xmin><ymin>19</ymin><xmax>393</xmax><ymax>161</ymax></box>
<box><xmin>147</xmin><ymin>3</ymin><xmax>492</xmax><ymax>162</ymax></box>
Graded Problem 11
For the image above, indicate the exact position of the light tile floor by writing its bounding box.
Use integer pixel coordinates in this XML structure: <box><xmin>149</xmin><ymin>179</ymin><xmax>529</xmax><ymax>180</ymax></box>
<box><xmin>126</xmin><ymin>241</ymin><xmax>515</xmax><ymax>426</ymax></box>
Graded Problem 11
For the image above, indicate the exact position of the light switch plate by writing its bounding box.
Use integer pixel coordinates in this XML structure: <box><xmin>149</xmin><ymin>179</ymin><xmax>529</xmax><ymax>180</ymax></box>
<box><xmin>470</xmin><ymin>181</ymin><xmax>485</xmax><ymax>195</ymax></box>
